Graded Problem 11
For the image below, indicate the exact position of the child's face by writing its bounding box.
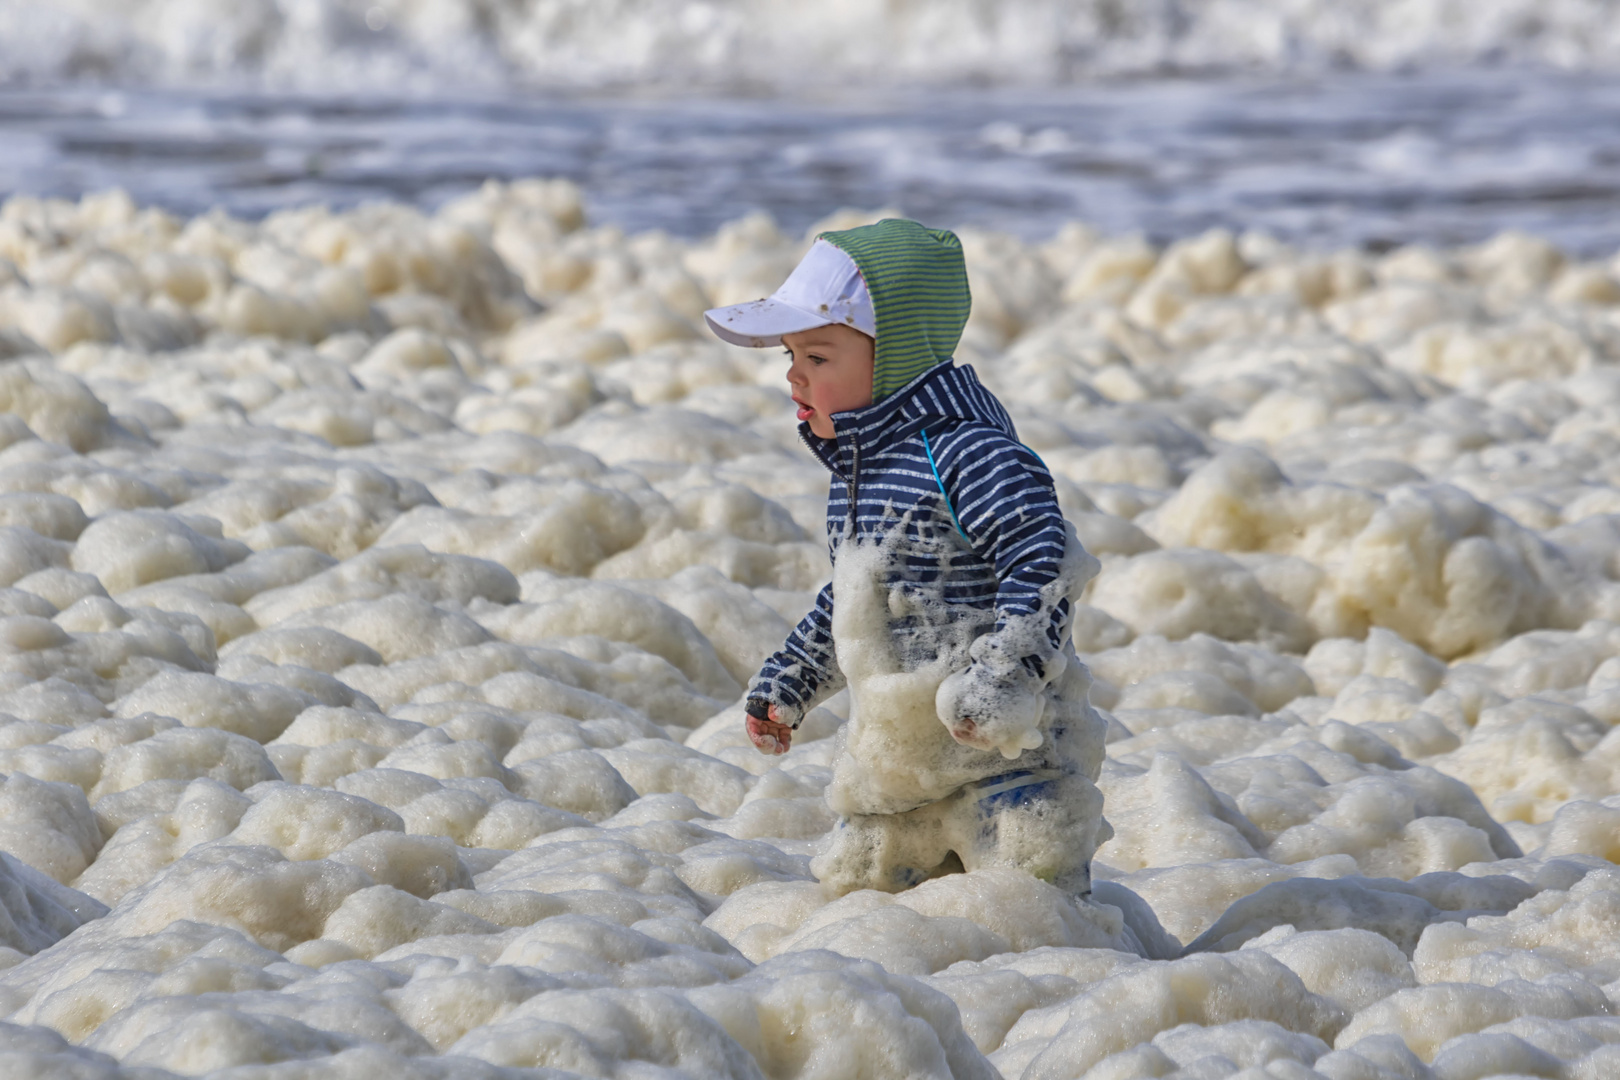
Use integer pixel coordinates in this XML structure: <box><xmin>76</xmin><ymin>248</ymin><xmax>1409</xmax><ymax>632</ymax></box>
<box><xmin>783</xmin><ymin>324</ymin><xmax>875</xmax><ymax>439</ymax></box>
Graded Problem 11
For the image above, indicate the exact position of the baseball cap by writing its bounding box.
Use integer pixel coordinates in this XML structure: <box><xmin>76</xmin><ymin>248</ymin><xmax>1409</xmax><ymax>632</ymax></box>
<box><xmin>703</xmin><ymin>239</ymin><xmax>877</xmax><ymax>347</ymax></box>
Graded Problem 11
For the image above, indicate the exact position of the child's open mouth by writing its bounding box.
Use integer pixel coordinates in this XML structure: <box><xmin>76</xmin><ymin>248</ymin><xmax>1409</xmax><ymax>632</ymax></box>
<box><xmin>794</xmin><ymin>398</ymin><xmax>814</xmax><ymax>421</ymax></box>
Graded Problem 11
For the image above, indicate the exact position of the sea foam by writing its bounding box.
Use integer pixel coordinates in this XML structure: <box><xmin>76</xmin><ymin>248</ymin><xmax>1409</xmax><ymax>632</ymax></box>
<box><xmin>0</xmin><ymin>183</ymin><xmax>1612</xmax><ymax>1076</ymax></box>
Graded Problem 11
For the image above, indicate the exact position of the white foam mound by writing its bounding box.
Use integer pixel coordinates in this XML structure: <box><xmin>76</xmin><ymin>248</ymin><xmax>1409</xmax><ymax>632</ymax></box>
<box><xmin>0</xmin><ymin>185</ymin><xmax>1615</xmax><ymax>1076</ymax></box>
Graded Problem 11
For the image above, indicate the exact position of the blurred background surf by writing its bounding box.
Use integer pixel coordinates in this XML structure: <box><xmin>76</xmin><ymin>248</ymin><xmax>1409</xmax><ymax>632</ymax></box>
<box><xmin>4</xmin><ymin>0</ymin><xmax>1620</xmax><ymax>251</ymax></box>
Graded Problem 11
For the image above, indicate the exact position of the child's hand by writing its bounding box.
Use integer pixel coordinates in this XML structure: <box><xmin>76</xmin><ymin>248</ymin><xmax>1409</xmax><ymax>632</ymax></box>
<box><xmin>747</xmin><ymin>705</ymin><xmax>794</xmax><ymax>755</ymax></box>
<box><xmin>947</xmin><ymin>716</ymin><xmax>996</xmax><ymax>752</ymax></box>
<box><xmin>938</xmin><ymin>670</ymin><xmax>1047</xmax><ymax>759</ymax></box>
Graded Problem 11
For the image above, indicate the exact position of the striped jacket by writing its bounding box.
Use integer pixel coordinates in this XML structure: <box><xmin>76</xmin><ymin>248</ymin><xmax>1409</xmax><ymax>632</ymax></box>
<box><xmin>749</xmin><ymin>360</ymin><xmax>1075</xmax><ymax>731</ymax></box>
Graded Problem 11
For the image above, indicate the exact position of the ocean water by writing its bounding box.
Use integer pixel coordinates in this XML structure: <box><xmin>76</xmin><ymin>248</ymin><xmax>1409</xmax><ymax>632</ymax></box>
<box><xmin>7</xmin><ymin>0</ymin><xmax>1620</xmax><ymax>253</ymax></box>
<box><xmin>7</xmin><ymin>69</ymin><xmax>1620</xmax><ymax>254</ymax></box>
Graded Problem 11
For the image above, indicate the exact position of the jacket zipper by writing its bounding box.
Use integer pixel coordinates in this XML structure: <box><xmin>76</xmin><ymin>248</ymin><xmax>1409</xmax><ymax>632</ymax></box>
<box><xmin>799</xmin><ymin>425</ymin><xmax>861</xmax><ymax>545</ymax></box>
<box><xmin>845</xmin><ymin>439</ymin><xmax>861</xmax><ymax>542</ymax></box>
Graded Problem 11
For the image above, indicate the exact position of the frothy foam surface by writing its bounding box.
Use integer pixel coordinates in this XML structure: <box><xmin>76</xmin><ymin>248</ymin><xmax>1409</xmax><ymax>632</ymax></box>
<box><xmin>0</xmin><ymin>184</ymin><xmax>1615</xmax><ymax>1076</ymax></box>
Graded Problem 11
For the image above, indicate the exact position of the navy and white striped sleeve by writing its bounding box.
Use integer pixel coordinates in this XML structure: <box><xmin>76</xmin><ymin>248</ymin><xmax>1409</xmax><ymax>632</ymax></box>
<box><xmin>937</xmin><ymin>425</ymin><xmax>1072</xmax><ymax>667</ymax></box>
<box><xmin>940</xmin><ymin>427</ymin><xmax>1068</xmax><ymax>612</ymax></box>
<box><xmin>745</xmin><ymin>580</ymin><xmax>845</xmax><ymax>726</ymax></box>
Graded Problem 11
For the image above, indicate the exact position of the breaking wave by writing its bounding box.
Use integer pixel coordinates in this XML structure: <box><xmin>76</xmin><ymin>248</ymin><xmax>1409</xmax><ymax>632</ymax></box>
<box><xmin>5</xmin><ymin>0</ymin><xmax>1620</xmax><ymax>91</ymax></box>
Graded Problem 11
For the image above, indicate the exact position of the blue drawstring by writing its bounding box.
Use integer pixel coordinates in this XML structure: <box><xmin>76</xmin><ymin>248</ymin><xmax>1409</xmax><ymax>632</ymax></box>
<box><xmin>921</xmin><ymin>427</ymin><xmax>971</xmax><ymax>544</ymax></box>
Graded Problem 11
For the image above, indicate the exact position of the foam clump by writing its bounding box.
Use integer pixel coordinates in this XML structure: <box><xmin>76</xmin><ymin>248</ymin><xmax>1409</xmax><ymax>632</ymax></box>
<box><xmin>0</xmin><ymin>186</ymin><xmax>1617</xmax><ymax>1076</ymax></box>
<box><xmin>706</xmin><ymin>868</ymin><xmax>1151</xmax><ymax>974</ymax></box>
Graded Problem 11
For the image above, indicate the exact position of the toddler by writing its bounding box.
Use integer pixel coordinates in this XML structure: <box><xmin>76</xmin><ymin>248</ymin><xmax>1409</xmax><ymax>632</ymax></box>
<box><xmin>705</xmin><ymin>219</ymin><xmax>1111</xmax><ymax>897</ymax></box>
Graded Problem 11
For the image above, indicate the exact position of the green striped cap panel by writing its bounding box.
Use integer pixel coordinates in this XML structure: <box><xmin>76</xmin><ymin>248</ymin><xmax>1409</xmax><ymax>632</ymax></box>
<box><xmin>817</xmin><ymin>219</ymin><xmax>972</xmax><ymax>401</ymax></box>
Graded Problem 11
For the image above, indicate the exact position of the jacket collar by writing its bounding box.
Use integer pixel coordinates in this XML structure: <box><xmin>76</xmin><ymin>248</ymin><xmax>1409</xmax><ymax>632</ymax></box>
<box><xmin>799</xmin><ymin>362</ymin><xmax>1012</xmax><ymax>480</ymax></box>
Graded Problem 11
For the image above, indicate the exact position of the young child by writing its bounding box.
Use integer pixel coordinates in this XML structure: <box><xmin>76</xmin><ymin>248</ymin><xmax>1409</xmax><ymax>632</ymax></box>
<box><xmin>705</xmin><ymin>219</ymin><xmax>1112</xmax><ymax>898</ymax></box>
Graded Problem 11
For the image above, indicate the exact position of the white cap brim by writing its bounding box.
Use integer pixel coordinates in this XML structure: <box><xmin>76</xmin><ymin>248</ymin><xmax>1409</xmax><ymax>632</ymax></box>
<box><xmin>703</xmin><ymin>298</ymin><xmax>835</xmax><ymax>348</ymax></box>
<box><xmin>703</xmin><ymin>238</ymin><xmax>877</xmax><ymax>348</ymax></box>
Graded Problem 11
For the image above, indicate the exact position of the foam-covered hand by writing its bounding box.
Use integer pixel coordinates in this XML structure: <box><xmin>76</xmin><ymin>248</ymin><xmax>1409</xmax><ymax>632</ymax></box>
<box><xmin>943</xmin><ymin>713</ymin><xmax>995</xmax><ymax>752</ymax></box>
<box><xmin>746</xmin><ymin>704</ymin><xmax>794</xmax><ymax>755</ymax></box>
<box><xmin>936</xmin><ymin>665</ymin><xmax>1046</xmax><ymax>759</ymax></box>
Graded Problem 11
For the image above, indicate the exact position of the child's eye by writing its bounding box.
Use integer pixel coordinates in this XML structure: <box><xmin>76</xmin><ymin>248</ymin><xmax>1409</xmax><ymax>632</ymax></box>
<box><xmin>808</xmin><ymin>354</ymin><xmax>827</xmax><ymax>365</ymax></box>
